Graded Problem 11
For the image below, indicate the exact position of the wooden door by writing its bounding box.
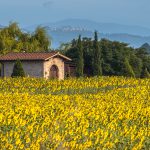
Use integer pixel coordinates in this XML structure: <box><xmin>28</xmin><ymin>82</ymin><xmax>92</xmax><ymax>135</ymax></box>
<box><xmin>50</xmin><ymin>65</ymin><xmax>58</xmax><ymax>79</ymax></box>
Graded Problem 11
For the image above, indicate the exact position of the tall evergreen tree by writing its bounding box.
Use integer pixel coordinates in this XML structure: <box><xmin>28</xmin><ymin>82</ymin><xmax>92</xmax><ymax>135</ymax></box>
<box><xmin>92</xmin><ymin>31</ymin><xmax>102</xmax><ymax>76</ymax></box>
<box><xmin>76</xmin><ymin>35</ymin><xmax>84</xmax><ymax>77</ymax></box>
<box><xmin>11</xmin><ymin>59</ymin><xmax>25</xmax><ymax>77</ymax></box>
<box><xmin>101</xmin><ymin>39</ymin><xmax>113</xmax><ymax>75</ymax></box>
<box><xmin>82</xmin><ymin>37</ymin><xmax>93</xmax><ymax>76</ymax></box>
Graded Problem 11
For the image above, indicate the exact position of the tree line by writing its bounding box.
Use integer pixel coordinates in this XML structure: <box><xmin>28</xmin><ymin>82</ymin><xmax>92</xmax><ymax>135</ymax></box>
<box><xmin>59</xmin><ymin>32</ymin><xmax>150</xmax><ymax>78</ymax></box>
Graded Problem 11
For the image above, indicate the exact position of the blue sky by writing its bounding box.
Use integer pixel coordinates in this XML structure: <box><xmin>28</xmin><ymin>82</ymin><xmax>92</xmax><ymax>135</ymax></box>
<box><xmin>0</xmin><ymin>0</ymin><xmax>149</xmax><ymax>28</ymax></box>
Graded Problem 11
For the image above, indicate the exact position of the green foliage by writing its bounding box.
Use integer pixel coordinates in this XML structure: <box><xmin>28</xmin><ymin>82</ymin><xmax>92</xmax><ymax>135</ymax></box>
<box><xmin>101</xmin><ymin>39</ymin><xmax>113</xmax><ymax>75</ymax></box>
<box><xmin>58</xmin><ymin>42</ymin><xmax>72</xmax><ymax>54</ymax></box>
<box><xmin>33</xmin><ymin>26</ymin><xmax>51</xmax><ymax>51</ymax></box>
<box><xmin>82</xmin><ymin>37</ymin><xmax>93</xmax><ymax>76</ymax></box>
<box><xmin>129</xmin><ymin>54</ymin><xmax>143</xmax><ymax>78</ymax></box>
<box><xmin>141</xmin><ymin>68</ymin><xmax>150</xmax><ymax>78</ymax></box>
<box><xmin>135</xmin><ymin>48</ymin><xmax>150</xmax><ymax>75</ymax></box>
<box><xmin>92</xmin><ymin>31</ymin><xmax>102</xmax><ymax>76</ymax></box>
<box><xmin>0</xmin><ymin>22</ymin><xmax>51</xmax><ymax>54</ymax></box>
<box><xmin>11</xmin><ymin>59</ymin><xmax>25</xmax><ymax>77</ymax></box>
<box><xmin>64</xmin><ymin>39</ymin><xmax>78</xmax><ymax>63</ymax></box>
<box><xmin>61</xmin><ymin>32</ymin><xmax>150</xmax><ymax>78</ymax></box>
<box><xmin>123</xmin><ymin>58</ymin><xmax>135</xmax><ymax>78</ymax></box>
<box><xmin>76</xmin><ymin>35</ymin><xmax>84</xmax><ymax>77</ymax></box>
<box><xmin>140</xmin><ymin>43</ymin><xmax>150</xmax><ymax>54</ymax></box>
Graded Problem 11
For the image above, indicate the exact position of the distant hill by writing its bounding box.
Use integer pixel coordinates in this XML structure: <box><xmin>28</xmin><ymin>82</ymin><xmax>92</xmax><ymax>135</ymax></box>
<box><xmin>102</xmin><ymin>34</ymin><xmax>150</xmax><ymax>48</ymax></box>
<box><xmin>23</xmin><ymin>19</ymin><xmax>150</xmax><ymax>48</ymax></box>
<box><xmin>26</xmin><ymin>19</ymin><xmax>150</xmax><ymax>36</ymax></box>
<box><xmin>46</xmin><ymin>28</ymin><xmax>150</xmax><ymax>49</ymax></box>
<box><xmin>141</xmin><ymin>43</ymin><xmax>150</xmax><ymax>53</ymax></box>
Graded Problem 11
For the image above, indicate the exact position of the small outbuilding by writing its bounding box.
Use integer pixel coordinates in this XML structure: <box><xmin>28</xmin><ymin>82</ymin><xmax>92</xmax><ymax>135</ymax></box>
<box><xmin>0</xmin><ymin>52</ymin><xmax>75</xmax><ymax>80</ymax></box>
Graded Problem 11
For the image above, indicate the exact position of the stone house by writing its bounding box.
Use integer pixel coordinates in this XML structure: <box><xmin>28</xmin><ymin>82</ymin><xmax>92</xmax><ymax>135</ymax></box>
<box><xmin>0</xmin><ymin>52</ymin><xmax>76</xmax><ymax>80</ymax></box>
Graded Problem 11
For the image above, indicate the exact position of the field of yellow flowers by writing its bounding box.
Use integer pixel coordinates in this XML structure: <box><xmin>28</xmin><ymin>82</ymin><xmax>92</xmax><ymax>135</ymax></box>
<box><xmin>0</xmin><ymin>77</ymin><xmax>150</xmax><ymax>150</ymax></box>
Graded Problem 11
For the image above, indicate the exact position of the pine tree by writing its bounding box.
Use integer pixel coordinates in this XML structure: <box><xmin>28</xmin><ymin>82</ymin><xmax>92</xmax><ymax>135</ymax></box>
<box><xmin>92</xmin><ymin>31</ymin><xmax>102</xmax><ymax>76</ymax></box>
<box><xmin>11</xmin><ymin>59</ymin><xmax>25</xmax><ymax>77</ymax></box>
<box><xmin>123</xmin><ymin>58</ymin><xmax>135</xmax><ymax>77</ymax></box>
<box><xmin>76</xmin><ymin>35</ymin><xmax>84</xmax><ymax>77</ymax></box>
<box><xmin>141</xmin><ymin>68</ymin><xmax>150</xmax><ymax>78</ymax></box>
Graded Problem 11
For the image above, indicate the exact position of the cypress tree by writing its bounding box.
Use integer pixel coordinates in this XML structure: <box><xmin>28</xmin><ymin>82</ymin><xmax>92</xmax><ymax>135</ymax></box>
<box><xmin>141</xmin><ymin>68</ymin><xmax>150</xmax><ymax>78</ymax></box>
<box><xmin>76</xmin><ymin>35</ymin><xmax>84</xmax><ymax>77</ymax></box>
<box><xmin>92</xmin><ymin>31</ymin><xmax>102</xmax><ymax>76</ymax></box>
<box><xmin>123</xmin><ymin>58</ymin><xmax>135</xmax><ymax>77</ymax></box>
<box><xmin>11</xmin><ymin>59</ymin><xmax>25</xmax><ymax>77</ymax></box>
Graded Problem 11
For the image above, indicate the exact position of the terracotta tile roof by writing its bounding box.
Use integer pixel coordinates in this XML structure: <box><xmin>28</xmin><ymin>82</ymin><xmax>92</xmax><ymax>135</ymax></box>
<box><xmin>0</xmin><ymin>52</ymin><xmax>71</xmax><ymax>61</ymax></box>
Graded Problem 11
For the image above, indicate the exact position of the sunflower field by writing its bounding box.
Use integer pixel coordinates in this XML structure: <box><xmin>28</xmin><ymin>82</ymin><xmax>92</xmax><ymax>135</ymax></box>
<box><xmin>0</xmin><ymin>77</ymin><xmax>150</xmax><ymax>150</ymax></box>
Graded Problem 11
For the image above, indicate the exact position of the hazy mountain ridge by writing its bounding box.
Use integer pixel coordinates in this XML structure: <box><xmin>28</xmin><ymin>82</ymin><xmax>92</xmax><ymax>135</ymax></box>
<box><xmin>50</xmin><ymin>19</ymin><xmax>150</xmax><ymax>36</ymax></box>
<box><xmin>26</xmin><ymin>19</ymin><xmax>150</xmax><ymax>35</ymax></box>
<box><xmin>45</xmin><ymin>27</ymin><xmax>150</xmax><ymax>48</ymax></box>
<box><xmin>17</xmin><ymin>19</ymin><xmax>150</xmax><ymax>48</ymax></box>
